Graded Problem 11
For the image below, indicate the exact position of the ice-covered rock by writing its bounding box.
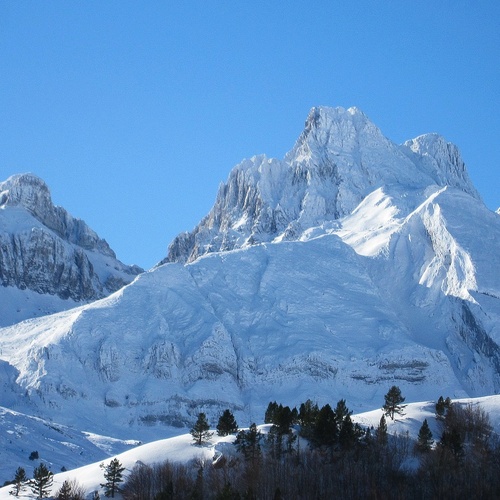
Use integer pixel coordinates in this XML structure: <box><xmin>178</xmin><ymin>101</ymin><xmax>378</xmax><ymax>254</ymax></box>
<box><xmin>164</xmin><ymin>106</ymin><xmax>479</xmax><ymax>264</ymax></box>
<box><xmin>0</xmin><ymin>173</ymin><xmax>142</xmax><ymax>324</ymax></box>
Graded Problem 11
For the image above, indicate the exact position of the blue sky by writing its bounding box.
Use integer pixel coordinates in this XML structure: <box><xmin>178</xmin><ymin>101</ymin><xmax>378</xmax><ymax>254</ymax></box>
<box><xmin>1</xmin><ymin>1</ymin><xmax>498</xmax><ymax>269</ymax></box>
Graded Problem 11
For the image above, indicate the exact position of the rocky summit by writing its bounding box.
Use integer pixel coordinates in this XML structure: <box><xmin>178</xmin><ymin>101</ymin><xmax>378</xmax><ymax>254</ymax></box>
<box><xmin>0</xmin><ymin>173</ymin><xmax>142</xmax><ymax>326</ymax></box>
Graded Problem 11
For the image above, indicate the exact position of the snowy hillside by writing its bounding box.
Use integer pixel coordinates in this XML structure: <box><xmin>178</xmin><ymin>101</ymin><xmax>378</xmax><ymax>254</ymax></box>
<box><xmin>1</xmin><ymin>106</ymin><xmax>499</xmax><ymax>483</ymax></box>
<box><xmin>0</xmin><ymin>405</ymin><xmax>141</xmax><ymax>485</ymax></box>
<box><xmin>0</xmin><ymin>174</ymin><xmax>142</xmax><ymax>326</ymax></box>
<box><xmin>1</xmin><ymin>395</ymin><xmax>499</xmax><ymax>498</ymax></box>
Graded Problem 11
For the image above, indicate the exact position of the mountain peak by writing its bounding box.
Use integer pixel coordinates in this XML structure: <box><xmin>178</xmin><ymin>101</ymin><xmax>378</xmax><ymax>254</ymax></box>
<box><xmin>165</xmin><ymin>106</ymin><xmax>481</xmax><ymax>264</ymax></box>
<box><xmin>0</xmin><ymin>173</ymin><xmax>143</xmax><ymax>311</ymax></box>
<box><xmin>288</xmin><ymin>106</ymin><xmax>384</xmax><ymax>160</ymax></box>
<box><xmin>403</xmin><ymin>133</ymin><xmax>480</xmax><ymax>199</ymax></box>
<box><xmin>1</xmin><ymin>172</ymin><xmax>116</xmax><ymax>256</ymax></box>
<box><xmin>0</xmin><ymin>173</ymin><xmax>52</xmax><ymax>214</ymax></box>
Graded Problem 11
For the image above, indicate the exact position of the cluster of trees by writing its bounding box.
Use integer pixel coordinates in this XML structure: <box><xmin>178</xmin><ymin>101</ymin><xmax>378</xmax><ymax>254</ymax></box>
<box><xmin>7</xmin><ymin>464</ymin><xmax>54</xmax><ymax>499</ymax></box>
<box><xmin>121</xmin><ymin>390</ymin><xmax>500</xmax><ymax>499</ymax></box>
<box><xmin>190</xmin><ymin>409</ymin><xmax>239</xmax><ymax>445</ymax></box>
<box><xmin>6</xmin><ymin>458</ymin><xmax>124</xmax><ymax>499</ymax></box>
<box><xmin>6</xmin><ymin>388</ymin><xmax>500</xmax><ymax>498</ymax></box>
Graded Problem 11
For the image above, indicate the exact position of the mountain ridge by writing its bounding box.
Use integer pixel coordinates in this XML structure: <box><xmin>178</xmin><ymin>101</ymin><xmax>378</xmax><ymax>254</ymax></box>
<box><xmin>163</xmin><ymin>106</ymin><xmax>480</xmax><ymax>265</ymax></box>
<box><xmin>0</xmin><ymin>173</ymin><xmax>143</xmax><ymax>326</ymax></box>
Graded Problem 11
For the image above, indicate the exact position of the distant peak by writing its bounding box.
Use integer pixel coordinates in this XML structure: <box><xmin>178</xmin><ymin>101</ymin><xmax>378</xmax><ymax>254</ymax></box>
<box><xmin>403</xmin><ymin>134</ymin><xmax>480</xmax><ymax>200</ymax></box>
<box><xmin>1</xmin><ymin>172</ymin><xmax>48</xmax><ymax>189</ymax></box>
<box><xmin>304</xmin><ymin>105</ymin><xmax>368</xmax><ymax>128</ymax></box>
<box><xmin>287</xmin><ymin>105</ymin><xmax>385</xmax><ymax>164</ymax></box>
<box><xmin>0</xmin><ymin>173</ymin><xmax>52</xmax><ymax>212</ymax></box>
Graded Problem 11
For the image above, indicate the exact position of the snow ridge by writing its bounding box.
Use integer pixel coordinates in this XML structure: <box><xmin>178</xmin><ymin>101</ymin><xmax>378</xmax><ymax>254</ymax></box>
<box><xmin>164</xmin><ymin>106</ymin><xmax>479</xmax><ymax>264</ymax></box>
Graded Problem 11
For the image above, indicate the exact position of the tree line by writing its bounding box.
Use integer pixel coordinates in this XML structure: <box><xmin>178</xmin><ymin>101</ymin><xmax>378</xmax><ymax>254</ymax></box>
<box><xmin>121</xmin><ymin>388</ymin><xmax>500</xmax><ymax>499</ymax></box>
<box><xmin>5</xmin><ymin>387</ymin><xmax>500</xmax><ymax>498</ymax></box>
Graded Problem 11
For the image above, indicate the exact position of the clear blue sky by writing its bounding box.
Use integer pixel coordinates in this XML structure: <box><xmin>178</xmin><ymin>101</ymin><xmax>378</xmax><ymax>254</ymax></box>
<box><xmin>1</xmin><ymin>1</ymin><xmax>498</xmax><ymax>269</ymax></box>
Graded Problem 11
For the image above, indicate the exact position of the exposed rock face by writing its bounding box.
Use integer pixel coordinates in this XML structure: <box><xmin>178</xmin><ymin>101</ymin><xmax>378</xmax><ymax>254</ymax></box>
<box><xmin>163</xmin><ymin>106</ymin><xmax>479</xmax><ymax>264</ymax></box>
<box><xmin>0</xmin><ymin>173</ymin><xmax>142</xmax><ymax>303</ymax></box>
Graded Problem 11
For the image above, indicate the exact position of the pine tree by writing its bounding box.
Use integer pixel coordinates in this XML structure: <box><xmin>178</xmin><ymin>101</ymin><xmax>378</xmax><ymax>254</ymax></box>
<box><xmin>217</xmin><ymin>409</ymin><xmax>239</xmax><ymax>436</ymax></box>
<box><xmin>191</xmin><ymin>412</ymin><xmax>213</xmax><ymax>445</ymax></box>
<box><xmin>382</xmin><ymin>385</ymin><xmax>406</xmax><ymax>420</ymax></box>
<box><xmin>334</xmin><ymin>399</ymin><xmax>350</xmax><ymax>425</ymax></box>
<box><xmin>100</xmin><ymin>458</ymin><xmax>125</xmax><ymax>498</ymax></box>
<box><xmin>298</xmin><ymin>399</ymin><xmax>319</xmax><ymax>438</ymax></box>
<box><xmin>264</xmin><ymin>401</ymin><xmax>279</xmax><ymax>424</ymax></box>
<box><xmin>436</xmin><ymin>396</ymin><xmax>444</xmax><ymax>416</ymax></box>
<box><xmin>56</xmin><ymin>480</ymin><xmax>73</xmax><ymax>500</ymax></box>
<box><xmin>235</xmin><ymin>423</ymin><xmax>262</xmax><ymax>462</ymax></box>
<box><xmin>375</xmin><ymin>415</ymin><xmax>388</xmax><ymax>445</ymax></box>
<box><xmin>313</xmin><ymin>404</ymin><xmax>337</xmax><ymax>447</ymax></box>
<box><xmin>338</xmin><ymin>414</ymin><xmax>363</xmax><ymax>450</ymax></box>
<box><xmin>29</xmin><ymin>463</ymin><xmax>53</xmax><ymax>499</ymax></box>
<box><xmin>416</xmin><ymin>418</ymin><xmax>434</xmax><ymax>452</ymax></box>
<box><xmin>10</xmin><ymin>467</ymin><xmax>28</xmax><ymax>497</ymax></box>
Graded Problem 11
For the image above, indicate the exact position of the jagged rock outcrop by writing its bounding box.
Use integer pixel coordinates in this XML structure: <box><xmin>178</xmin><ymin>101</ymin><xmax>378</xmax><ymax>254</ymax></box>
<box><xmin>0</xmin><ymin>174</ymin><xmax>142</xmax><ymax>305</ymax></box>
<box><xmin>163</xmin><ymin>106</ymin><xmax>479</xmax><ymax>264</ymax></box>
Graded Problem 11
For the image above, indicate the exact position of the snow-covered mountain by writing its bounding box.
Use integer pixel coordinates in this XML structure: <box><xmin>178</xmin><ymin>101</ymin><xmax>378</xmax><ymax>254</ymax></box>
<box><xmin>164</xmin><ymin>107</ymin><xmax>479</xmax><ymax>264</ymax></box>
<box><xmin>1</xmin><ymin>107</ymin><xmax>499</xmax><ymax>473</ymax></box>
<box><xmin>0</xmin><ymin>174</ymin><xmax>143</xmax><ymax>326</ymax></box>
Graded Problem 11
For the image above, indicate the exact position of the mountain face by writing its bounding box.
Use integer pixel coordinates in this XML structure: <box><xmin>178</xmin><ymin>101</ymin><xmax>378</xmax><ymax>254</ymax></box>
<box><xmin>0</xmin><ymin>107</ymin><xmax>499</xmax><ymax>443</ymax></box>
<box><xmin>0</xmin><ymin>174</ymin><xmax>142</xmax><ymax>325</ymax></box>
<box><xmin>164</xmin><ymin>107</ymin><xmax>479</xmax><ymax>264</ymax></box>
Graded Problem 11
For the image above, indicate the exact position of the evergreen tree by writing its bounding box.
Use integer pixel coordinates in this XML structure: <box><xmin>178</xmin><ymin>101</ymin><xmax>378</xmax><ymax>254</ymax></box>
<box><xmin>264</xmin><ymin>401</ymin><xmax>279</xmax><ymax>424</ymax></box>
<box><xmin>338</xmin><ymin>414</ymin><xmax>363</xmax><ymax>450</ymax></box>
<box><xmin>29</xmin><ymin>463</ymin><xmax>53</xmax><ymax>499</ymax></box>
<box><xmin>217</xmin><ymin>409</ymin><xmax>239</xmax><ymax>436</ymax></box>
<box><xmin>10</xmin><ymin>467</ymin><xmax>27</xmax><ymax>497</ymax></box>
<box><xmin>375</xmin><ymin>415</ymin><xmax>388</xmax><ymax>445</ymax></box>
<box><xmin>298</xmin><ymin>399</ymin><xmax>319</xmax><ymax>438</ymax></box>
<box><xmin>56</xmin><ymin>480</ymin><xmax>73</xmax><ymax>500</ymax></box>
<box><xmin>191</xmin><ymin>412</ymin><xmax>213</xmax><ymax>445</ymax></box>
<box><xmin>313</xmin><ymin>404</ymin><xmax>337</xmax><ymax>447</ymax></box>
<box><xmin>334</xmin><ymin>399</ymin><xmax>350</xmax><ymax>426</ymax></box>
<box><xmin>235</xmin><ymin>423</ymin><xmax>262</xmax><ymax>462</ymax></box>
<box><xmin>435</xmin><ymin>396</ymin><xmax>446</xmax><ymax>417</ymax></box>
<box><xmin>272</xmin><ymin>404</ymin><xmax>295</xmax><ymax>435</ymax></box>
<box><xmin>100</xmin><ymin>458</ymin><xmax>125</xmax><ymax>498</ymax></box>
<box><xmin>416</xmin><ymin>419</ymin><xmax>434</xmax><ymax>452</ymax></box>
<box><xmin>382</xmin><ymin>385</ymin><xmax>406</xmax><ymax>420</ymax></box>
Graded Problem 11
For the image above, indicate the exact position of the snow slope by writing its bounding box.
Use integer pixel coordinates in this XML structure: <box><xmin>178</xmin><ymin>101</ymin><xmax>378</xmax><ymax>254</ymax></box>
<box><xmin>0</xmin><ymin>405</ymin><xmax>141</xmax><ymax>485</ymax></box>
<box><xmin>0</xmin><ymin>184</ymin><xmax>499</xmax><ymax>436</ymax></box>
